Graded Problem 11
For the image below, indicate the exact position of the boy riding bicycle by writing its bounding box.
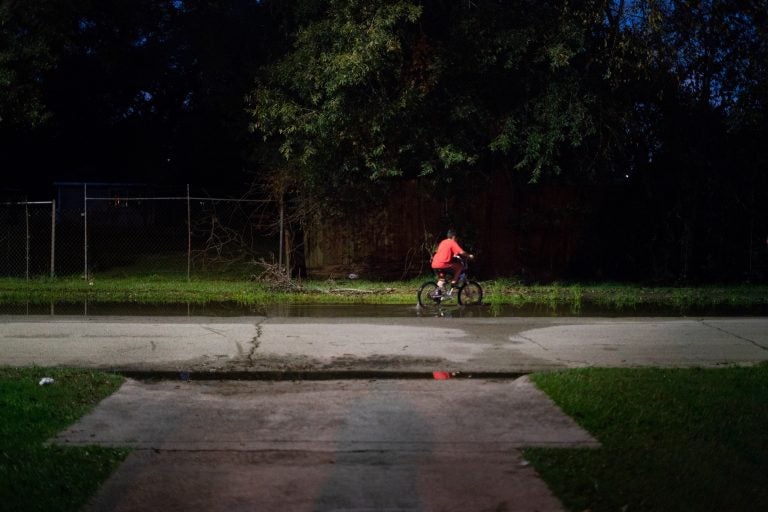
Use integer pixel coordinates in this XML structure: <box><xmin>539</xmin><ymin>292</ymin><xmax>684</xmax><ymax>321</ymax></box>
<box><xmin>431</xmin><ymin>229</ymin><xmax>473</xmax><ymax>295</ymax></box>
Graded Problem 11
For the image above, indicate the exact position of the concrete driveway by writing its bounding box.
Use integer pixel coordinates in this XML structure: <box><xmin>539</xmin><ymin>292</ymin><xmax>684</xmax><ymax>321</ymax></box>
<box><xmin>56</xmin><ymin>377</ymin><xmax>597</xmax><ymax>512</ymax></box>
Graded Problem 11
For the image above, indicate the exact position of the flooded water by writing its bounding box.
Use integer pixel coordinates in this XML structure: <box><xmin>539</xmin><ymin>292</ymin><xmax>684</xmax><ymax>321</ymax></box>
<box><xmin>1</xmin><ymin>301</ymin><xmax>765</xmax><ymax>317</ymax></box>
<box><xmin>1</xmin><ymin>302</ymin><xmax>481</xmax><ymax>317</ymax></box>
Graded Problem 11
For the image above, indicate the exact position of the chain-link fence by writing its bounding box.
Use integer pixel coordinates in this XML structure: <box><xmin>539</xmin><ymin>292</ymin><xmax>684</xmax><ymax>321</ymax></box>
<box><xmin>0</xmin><ymin>201</ymin><xmax>56</xmax><ymax>278</ymax></box>
<box><xmin>84</xmin><ymin>188</ymin><xmax>279</xmax><ymax>279</ymax></box>
<box><xmin>1</xmin><ymin>186</ymin><xmax>281</xmax><ymax>280</ymax></box>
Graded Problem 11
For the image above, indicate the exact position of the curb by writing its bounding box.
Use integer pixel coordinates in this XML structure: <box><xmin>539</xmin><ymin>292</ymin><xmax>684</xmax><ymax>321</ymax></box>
<box><xmin>116</xmin><ymin>369</ymin><xmax>531</xmax><ymax>381</ymax></box>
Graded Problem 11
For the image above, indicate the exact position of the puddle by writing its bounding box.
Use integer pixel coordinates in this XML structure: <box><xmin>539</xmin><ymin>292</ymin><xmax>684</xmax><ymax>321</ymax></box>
<box><xmin>1</xmin><ymin>301</ymin><xmax>765</xmax><ymax>317</ymax></box>
<box><xmin>119</xmin><ymin>369</ymin><xmax>527</xmax><ymax>381</ymax></box>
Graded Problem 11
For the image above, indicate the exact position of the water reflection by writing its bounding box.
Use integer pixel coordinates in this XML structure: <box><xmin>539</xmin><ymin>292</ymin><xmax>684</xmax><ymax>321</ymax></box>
<box><xmin>0</xmin><ymin>301</ymin><xmax>490</xmax><ymax>317</ymax></box>
<box><xmin>1</xmin><ymin>300</ymin><xmax>764</xmax><ymax>317</ymax></box>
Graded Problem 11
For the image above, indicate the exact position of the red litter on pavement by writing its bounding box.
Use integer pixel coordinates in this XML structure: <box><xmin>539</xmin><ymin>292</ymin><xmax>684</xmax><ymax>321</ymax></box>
<box><xmin>432</xmin><ymin>371</ymin><xmax>453</xmax><ymax>380</ymax></box>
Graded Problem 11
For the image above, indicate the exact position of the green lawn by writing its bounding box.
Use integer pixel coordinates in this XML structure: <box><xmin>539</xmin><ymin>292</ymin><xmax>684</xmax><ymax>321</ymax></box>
<box><xmin>0</xmin><ymin>368</ymin><xmax>129</xmax><ymax>512</ymax></box>
<box><xmin>2</xmin><ymin>275</ymin><xmax>767</xmax><ymax>313</ymax></box>
<box><xmin>2</xmin><ymin>365</ymin><xmax>768</xmax><ymax>510</ymax></box>
<box><xmin>527</xmin><ymin>366</ymin><xmax>768</xmax><ymax>512</ymax></box>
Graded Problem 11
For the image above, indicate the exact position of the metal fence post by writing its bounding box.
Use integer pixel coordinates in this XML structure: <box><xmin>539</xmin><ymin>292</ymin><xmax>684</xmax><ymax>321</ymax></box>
<box><xmin>25</xmin><ymin>200</ymin><xmax>30</xmax><ymax>280</ymax></box>
<box><xmin>83</xmin><ymin>183</ymin><xmax>88</xmax><ymax>281</ymax></box>
<box><xmin>279</xmin><ymin>193</ymin><xmax>284</xmax><ymax>273</ymax></box>
<box><xmin>187</xmin><ymin>184</ymin><xmax>191</xmax><ymax>282</ymax></box>
<box><xmin>50</xmin><ymin>199</ymin><xmax>56</xmax><ymax>278</ymax></box>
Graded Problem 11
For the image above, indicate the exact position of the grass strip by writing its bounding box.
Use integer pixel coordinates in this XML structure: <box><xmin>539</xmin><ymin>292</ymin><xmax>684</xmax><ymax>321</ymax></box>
<box><xmin>0</xmin><ymin>367</ymin><xmax>128</xmax><ymax>512</ymax></box>
<box><xmin>527</xmin><ymin>366</ymin><xmax>768</xmax><ymax>511</ymax></box>
<box><xmin>1</xmin><ymin>276</ymin><xmax>767</xmax><ymax>313</ymax></box>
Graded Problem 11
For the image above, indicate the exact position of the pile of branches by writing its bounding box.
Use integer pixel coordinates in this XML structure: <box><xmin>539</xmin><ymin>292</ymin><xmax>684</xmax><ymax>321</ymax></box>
<box><xmin>252</xmin><ymin>258</ymin><xmax>303</xmax><ymax>292</ymax></box>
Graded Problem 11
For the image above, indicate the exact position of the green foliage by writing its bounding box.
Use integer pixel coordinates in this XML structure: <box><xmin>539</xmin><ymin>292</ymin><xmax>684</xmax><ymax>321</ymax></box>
<box><xmin>528</xmin><ymin>367</ymin><xmax>768</xmax><ymax>511</ymax></box>
<box><xmin>248</xmin><ymin>0</ymin><xmax>610</xmax><ymax>198</ymax></box>
<box><xmin>251</xmin><ymin>0</ymin><xmax>768</xmax><ymax>202</ymax></box>
<box><xmin>0</xmin><ymin>367</ymin><xmax>128</xmax><ymax>512</ymax></box>
<box><xmin>0</xmin><ymin>0</ymin><xmax>65</xmax><ymax>127</ymax></box>
<box><xmin>249</xmin><ymin>0</ymin><xmax>422</xmax><ymax>171</ymax></box>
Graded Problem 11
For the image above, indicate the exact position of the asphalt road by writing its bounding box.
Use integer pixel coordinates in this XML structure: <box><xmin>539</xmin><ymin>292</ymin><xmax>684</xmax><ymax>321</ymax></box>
<box><xmin>2</xmin><ymin>315</ymin><xmax>768</xmax><ymax>373</ymax></box>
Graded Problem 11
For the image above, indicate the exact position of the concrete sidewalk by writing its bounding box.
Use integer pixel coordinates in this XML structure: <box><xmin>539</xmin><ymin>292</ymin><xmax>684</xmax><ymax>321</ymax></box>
<box><xmin>2</xmin><ymin>316</ymin><xmax>768</xmax><ymax>373</ymax></box>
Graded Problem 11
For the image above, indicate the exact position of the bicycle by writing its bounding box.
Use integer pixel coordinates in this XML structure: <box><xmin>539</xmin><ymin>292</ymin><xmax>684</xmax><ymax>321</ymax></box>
<box><xmin>417</xmin><ymin>255</ymin><xmax>483</xmax><ymax>307</ymax></box>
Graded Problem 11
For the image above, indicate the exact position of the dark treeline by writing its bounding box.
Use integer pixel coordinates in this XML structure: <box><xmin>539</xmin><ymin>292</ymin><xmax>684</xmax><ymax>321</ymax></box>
<box><xmin>2</xmin><ymin>1</ymin><xmax>767</xmax><ymax>282</ymax></box>
<box><xmin>1</xmin><ymin>0</ymin><xmax>271</xmax><ymax>190</ymax></box>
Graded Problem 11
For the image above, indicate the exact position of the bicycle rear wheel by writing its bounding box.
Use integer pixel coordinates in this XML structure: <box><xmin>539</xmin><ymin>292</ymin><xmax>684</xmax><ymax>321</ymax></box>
<box><xmin>458</xmin><ymin>281</ymin><xmax>483</xmax><ymax>305</ymax></box>
<box><xmin>417</xmin><ymin>281</ymin><xmax>441</xmax><ymax>307</ymax></box>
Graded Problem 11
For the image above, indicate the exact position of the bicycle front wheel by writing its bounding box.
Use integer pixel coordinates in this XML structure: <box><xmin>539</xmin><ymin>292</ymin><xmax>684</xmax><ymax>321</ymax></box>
<box><xmin>458</xmin><ymin>281</ymin><xmax>483</xmax><ymax>306</ymax></box>
<box><xmin>417</xmin><ymin>281</ymin><xmax>441</xmax><ymax>307</ymax></box>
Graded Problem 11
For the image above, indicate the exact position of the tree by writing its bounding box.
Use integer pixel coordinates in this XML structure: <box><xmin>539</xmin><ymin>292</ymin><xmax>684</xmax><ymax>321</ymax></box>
<box><xmin>248</xmin><ymin>0</ymin><xmax>423</xmax><ymax>204</ymax></box>
<box><xmin>0</xmin><ymin>0</ymin><xmax>69</xmax><ymax>128</ymax></box>
<box><xmin>1</xmin><ymin>0</ymin><xmax>271</xmax><ymax>189</ymax></box>
<box><xmin>248</xmin><ymin>1</ymin><xmax>618</xmax><ymax>198</ymax></box>
<box><xmin>577</xmin><ymin>0</ymin><xmax>768</xmax><ymax>281</ymax></box>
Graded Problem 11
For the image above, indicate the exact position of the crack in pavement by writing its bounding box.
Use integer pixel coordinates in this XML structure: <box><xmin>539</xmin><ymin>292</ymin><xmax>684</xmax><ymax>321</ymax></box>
<box><xmin>514</xmin><ymin>333</ymin><xmax>550</xmax><ymax>352</ymax></box>
<box><xmin>510</xmin><ymin>333</ymin><xmax>598</xmax><ymax>367</ymax></box>
<box><xmin>700</xmin><ymin>320</ymin><xmax>768</xmax><ymax>352</ymax></box>
<box><xmin>201</xmin><ymin>326</ymin><xmax>228</xmax><ymax>337</ymax></box>
<box><xmin>247</xmin><ymin>319</ymin><xmax>265</xmax><ymax>367</ymax></box>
